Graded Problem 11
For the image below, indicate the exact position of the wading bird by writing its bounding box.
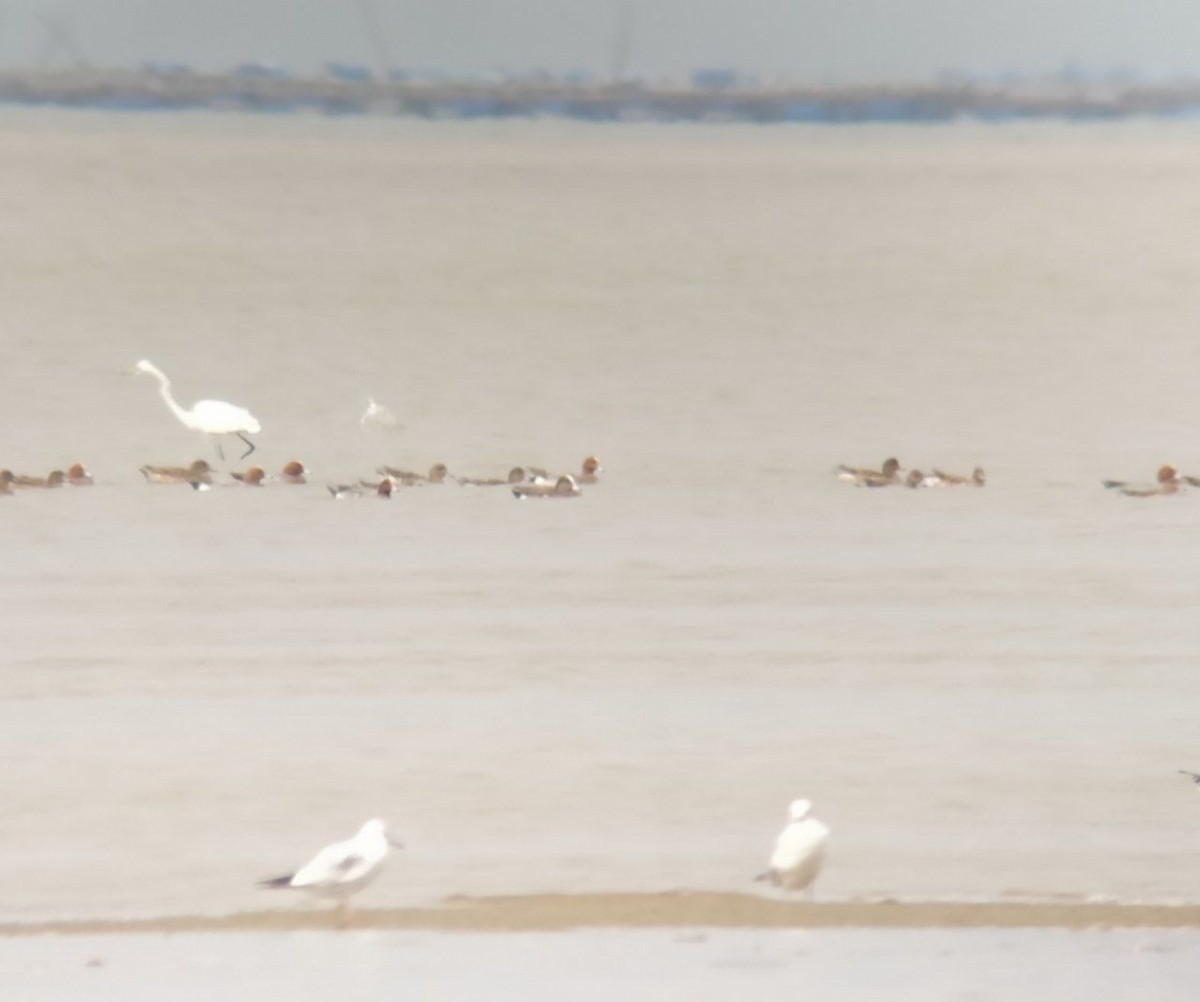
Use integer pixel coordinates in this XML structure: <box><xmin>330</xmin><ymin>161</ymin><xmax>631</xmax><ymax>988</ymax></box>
<box><xmin>259</xmin><ymin>818</ymin><xmax>403</xmax><ymax>922</ymax></box>
<box><xmin>132</xmin><ymin>359</ymin><xmax>261</xmax><ymax>460</ymax></box>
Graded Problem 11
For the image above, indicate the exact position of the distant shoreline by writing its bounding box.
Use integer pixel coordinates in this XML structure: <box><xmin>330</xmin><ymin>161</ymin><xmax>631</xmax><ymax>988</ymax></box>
<box><xmin>5</xmin><ymin>893</ymin><xmax>1200</xmax><ymax>934</ymax></box>
<box><xmin>6</xmin><ymin>69</ymin><xmax>1200</xmax><ymax>123</ymax></box>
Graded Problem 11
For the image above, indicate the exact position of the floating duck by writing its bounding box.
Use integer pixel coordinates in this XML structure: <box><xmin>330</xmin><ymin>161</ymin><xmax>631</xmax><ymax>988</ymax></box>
<box><xmin>139</xmin><ymin>459</ymin><xmax>213</xmax><ymax>486</ymax></box>
<box><xmin>578</xmin><ymin>455</ymin><xmax>602</xmax><ymax>484</ymax></box>
<box><xmin>281</xmin><ymin>461</ymin><xmax>308</xmax><ymax>485</ymax></box>
<box><xmin>376</xmin><ymin>463</ymin><xmax>449</xmax><ymax>486</ymax></box>
<box><xmin>930</xmin><ymin>466</ymin><xmax>986</xmax><ymax>487</ymax></box>
<box><xmin>329</xmin><ymin>476</ymin><xmax>393</xmax><ymax>500</ymax></box>
<box><xmin>231</xmin><ymin>466</ymin><xmax>267</xmax><ymax>486</ymax></box>
<box><xmin>512</xmin><ymin>475</ymin><xmax>581</xmax><ymax>499</ymax></box>
<box><xmin>66</xmin><ymin>463</ymin><xmax>94</xmax><ymax>486</ymax></box>
<box><xmin>13</xmin><ymin>470</ymin><xmax>66</xmax><ymax>489</ymax></box>
<box><xmin>1102</xmin><ymin>464</ymin><xmax>1181</xmax><ymax>497</ymax></box>
<box><xmin>835</xmin><ymin>457</ymin><xmax>901</xmax><ymax>487</ymax></box>
<box><xmin>458</xmin><ymin>466</ymin><xmax>527</xmax><ymax>487</ymax></box>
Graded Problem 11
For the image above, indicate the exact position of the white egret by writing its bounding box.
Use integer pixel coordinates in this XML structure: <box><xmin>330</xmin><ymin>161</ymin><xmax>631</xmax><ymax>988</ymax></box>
<box><xmin>755</xmin><ymin>798</ymin><xmax>830</xmax><ymax>895</ymax></box>
<box><xmin>132</xmin><ymin>359</ymin><xmax>261</xmax><ymax>460</ymax></box>
<box><xmin>259</xmin><ymin>818</ymin><xmax>403</xmax><ymax>921</ymax></box>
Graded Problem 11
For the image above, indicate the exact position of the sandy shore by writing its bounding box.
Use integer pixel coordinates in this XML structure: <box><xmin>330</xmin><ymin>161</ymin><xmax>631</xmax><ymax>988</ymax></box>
<box><xmin>4</xmin><ymin>893</ymin><xmax>1200</xmax><ymax>936</ymax></box>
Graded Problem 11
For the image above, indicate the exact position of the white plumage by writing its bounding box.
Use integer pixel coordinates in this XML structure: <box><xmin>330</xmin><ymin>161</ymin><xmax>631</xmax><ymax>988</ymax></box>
<box><xmin>133</xmin><ymin>359</ymin><xmax>261</xmax><ymax>459</ymax></box>
<box><xmin>260</xmin><ymin>818</ymin><xmax>402</xmax><ymax>919</ymax></box>
<box><xmin>757</xmin><ymin>798</ymin><xmax>830</xmax><ymax>894</ymax></box>
<box><xmin>360</xmin><ymin>396</ymin><xmax>399</xmax><ymax>429</ymax></box>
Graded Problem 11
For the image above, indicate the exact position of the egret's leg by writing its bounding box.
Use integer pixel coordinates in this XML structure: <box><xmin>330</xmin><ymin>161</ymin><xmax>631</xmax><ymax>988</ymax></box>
<box><xmin>237</xmin><ymin>433</ymin><xmax>256</xmax><ymax>460</ymax></box>
<box><xmin>214</xmin><ymin>437</ymin><xmax>225</xmax><ymax>462</ymax></box>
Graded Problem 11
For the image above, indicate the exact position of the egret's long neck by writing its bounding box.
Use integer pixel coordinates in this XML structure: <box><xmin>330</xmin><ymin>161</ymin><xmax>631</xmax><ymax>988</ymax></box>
<box><xmin>148</xmin><ymin>367</ymin><xmax>190</xmax><ymax>426</ymax></box>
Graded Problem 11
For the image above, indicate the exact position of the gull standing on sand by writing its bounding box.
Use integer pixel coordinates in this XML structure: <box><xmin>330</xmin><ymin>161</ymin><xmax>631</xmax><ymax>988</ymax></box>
<box><xmin>755</xmin><ymin>799</ymin><xmax>830</xmax><ymax>895</ymax></box>
<box><xmin>259</xmin><ymin>818</ymin><xmax>403</xmax><ymax>921</ymax></box>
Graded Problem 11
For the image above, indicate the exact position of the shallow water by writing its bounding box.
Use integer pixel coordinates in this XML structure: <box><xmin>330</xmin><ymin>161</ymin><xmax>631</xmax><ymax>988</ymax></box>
<box><xmin>1</xmin><ymin>110</ymin><xmax>1200</xmax><ymax>920</ymax></box>
<box><xmin>6</xmin><ymin>928</ymin><xmax>1200</xmax><ymax>1002</ymax></box>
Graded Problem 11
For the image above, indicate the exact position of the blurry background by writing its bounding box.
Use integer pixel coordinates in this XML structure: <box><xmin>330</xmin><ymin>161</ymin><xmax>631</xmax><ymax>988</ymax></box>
<box><xmin>0</xmin><ymin>0</ymin><xmax>1199</xmax><ymax>86</ymax></box>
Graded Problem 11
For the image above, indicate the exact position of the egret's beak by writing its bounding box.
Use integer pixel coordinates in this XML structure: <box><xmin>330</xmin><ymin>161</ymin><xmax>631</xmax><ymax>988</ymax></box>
<box><xmin>388</xmin><ymin>836</ymin><xmax>405</xmax><ymax>849</ymax></box>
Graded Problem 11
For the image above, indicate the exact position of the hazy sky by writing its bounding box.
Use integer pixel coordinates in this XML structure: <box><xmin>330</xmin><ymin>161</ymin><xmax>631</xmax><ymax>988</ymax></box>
<box><xmin>2</xmin><ymin>1</ymin><xmax>1199</xmax><ymax>84</ymax></box>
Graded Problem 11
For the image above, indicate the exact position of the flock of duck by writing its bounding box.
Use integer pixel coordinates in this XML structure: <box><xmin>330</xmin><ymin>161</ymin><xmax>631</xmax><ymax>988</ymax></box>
<box><xmin>836</xmin><ymin>457</ymin><xmax>986</xmax><ymax>489</ymax></box>
<box><xmin>0</xmin><ymin>463</ymin><xmax>94</xmax><ymax>491</ymax></box>
<box><xmin>0</xmin><ymin>456</ymin><xmax>603</xmax><ymax>500</ymax></box>
<box><xmin>839</xmin><ymin>456</ymin><xmax>1200</xmax><ymax>497</ymax></box>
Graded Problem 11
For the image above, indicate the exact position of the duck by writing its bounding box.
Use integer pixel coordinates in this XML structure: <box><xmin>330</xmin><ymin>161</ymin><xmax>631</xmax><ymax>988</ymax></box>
<box><xmin>139</xmin><ymin>459</ymin><xmax>213</xmax><ymax>486</ymax></box>
<box><xmin>578</xmin><ymin>455</ymin><xmax>602</xmax><ymax>484</ymax></box>
<box><xmin>66</xmin><ymin>463</ymin><xmax>94</xmax><ymax>486</ymax></box>
<box><xmin>281</xmin><ymin>460</ymin><xmax>308</xmax><ymax>485</ymax></box>
<box><xmin>329</xmin><ymin>477</ymin><xmax>393</xmax><ymax>500</ymax></box>
<box><xmin>929</xmin><ymin>466</ymin><xmax>986</xmax><ymax>487</ymax></box>
<box><xmin>904</xmin><ymin>469</ymin><xmax>937</xmax><ymax>489</ymax></box>
<box><xmin>13</xmin><ymin>470</ymin><xmax>66</xmax><ymax>489</ymax></box>
<box><xmin>1102</xmin><ymin>464</ymin><xmax>1182</xmax><ymax>497</ymax></box>
<box><xmin>376</xmin><ymin>463</ymin><xmax>449</xmax><ymax>486</ymax></box>
<box><xmin>0</xmin><ymin>470</ymin><xmax>15</xmax><ymax>495</ymax></box>
<box><xmin>458</xmin><ymin>466</ymin><xmax>527</xmax><ymax>487</ymax></box>
<box><xmin>231</xmin><ymin>466</ymin><xmax>267</xmax><ymax>486</ymax></box>
<box><xmin>512</xmin><ymin>474</ymin><xmax>581</xmax><ymax>499</ymax></box>
<box><xmin>835</xmin><ymin>457</ymin><xmax>901</xmax><ymax>487</ymax></box>
<box><xmin>1099</xmin><ymin>465</ymin><xmax>1176</xmax><ymax>496</ymax></box>
<box><xmin>754</xmin><ymin>799</ymin><xmax>830</xmax><ymax>895</ymax></box>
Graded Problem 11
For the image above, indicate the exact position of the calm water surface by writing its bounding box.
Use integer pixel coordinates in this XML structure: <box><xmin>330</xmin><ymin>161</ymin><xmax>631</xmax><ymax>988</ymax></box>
<box><xmin>1</xmin><ymin>110</ymin><xmax>1199</xmax><ymax>920</ymax></box>
<box><xmin>7</xmin><ymin>928</ymin><xmax>1200</xmax><ymax>1002</ymax></box>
